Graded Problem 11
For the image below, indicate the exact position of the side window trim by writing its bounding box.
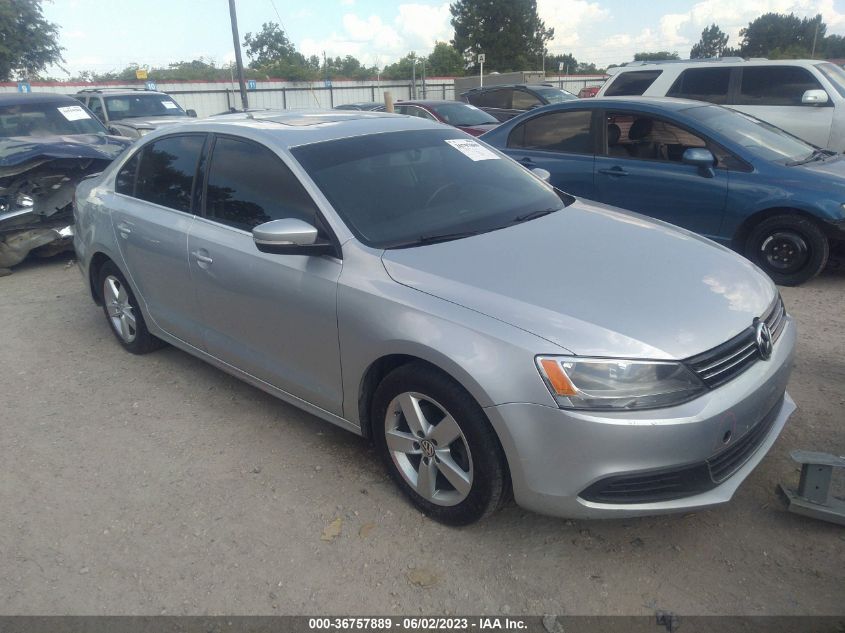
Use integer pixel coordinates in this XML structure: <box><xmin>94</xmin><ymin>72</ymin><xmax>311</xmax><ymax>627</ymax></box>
<box><xmin>113</xmin><ymin>146</ymin><xmax>143</xmax><ymax>198</ymax></box>
<box><xmin>505</xmin><ymin>109</ymin><xmax>595</xmax><ymax>155</ymax></box>
<box><xmin>734</xmin><ymin>66</ymin><xmax>830</xmax><ymax>107</ymax></box>
<box><xmin>201</xmin><ymin>133</ymin><xmax>343</xmax><ymax>257</ymax></box>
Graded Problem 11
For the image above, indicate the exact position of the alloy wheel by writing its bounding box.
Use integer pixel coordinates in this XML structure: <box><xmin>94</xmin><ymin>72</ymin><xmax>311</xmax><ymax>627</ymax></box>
<box><xmin>103</xmin><ymin>274</ymin><xmax>137</xmax><ymax>343</ymax></box>
<box><xmin>384</xmin><ymin>391</ymin><xmax>474</xmax><ymax>506</ymax></box>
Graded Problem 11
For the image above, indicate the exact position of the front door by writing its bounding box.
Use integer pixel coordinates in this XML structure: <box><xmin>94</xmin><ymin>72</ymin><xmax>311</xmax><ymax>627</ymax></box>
<box><xmin>188</xmin><ymin>135</ymin><xmax>344</xmax><ymax>415</ymax></box>
<box><xmin>593</xmin><ymin>111</ymin><xmax>728</xmax><ymax>239</ymax></box>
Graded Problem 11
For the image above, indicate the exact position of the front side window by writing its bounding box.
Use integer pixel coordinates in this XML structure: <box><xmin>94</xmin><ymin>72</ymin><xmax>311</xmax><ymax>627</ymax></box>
<box><xmin>604</xmin><ymin>70</ymin><xmax>663</xmax><ymax>96</ymax></box>
<box><xmin>470</xmin><ymin>89</ymin><xmax>511</xmax><ymax>109</ymax></box>
<box><xmin>816</xmin><ymin>62</ymin><xmax>845</xmax><ymax>98</ymax></box>
<box><xmin>134</xmin><ymin>135</ymin><xmax>205</xmax><ymax>212</ymax></box>
<box><xmin>604</xmin><ymin>113</ymin><xmax>707</xmax><ymax>162</ymax></box>
<box><xmin>115</xmin><ymin>152</ymin><xmax>140</xmax><ymax>196</ymax></box>
<box><xmin>507</xmin><ymin>110</ymin><xmax>593</xmax><ymax>154</ymax></box>
<box><xmin>738</xmin><ymin>66</ymin><xmax>825</xmax><ymax>106</ymax></box>
<box><xmin>205</xmin><ymin>136</ymin><xmax>322</xmax><ymax>232</ymax></box>
<box><xmin>512</xmin><ymin>90</ymin><xmax>543</xmax><ymax>110</ymax></box>
<box><xmin>87</xmin><ymin>97</ymin><xmax>105</xmax><ymax>120</ymax></box>
<box><xmin>291</xmin><ymin>129</ymin><xmax>569</xmax><ymax>249</ymax></box>
<box><xmin>667</xmin><ymin>68</ymin><xmax>732</xmax><ymax>104</ymax></box>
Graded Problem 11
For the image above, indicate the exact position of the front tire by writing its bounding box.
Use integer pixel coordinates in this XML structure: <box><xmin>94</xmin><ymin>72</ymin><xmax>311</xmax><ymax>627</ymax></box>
<box><xmin>98</xmin><ymin>261</ymin><xmax>163</xmax><ymax>354</ymax></box>
<box><xmin>372</xmin><ymin>363</ymin><xmax>508</xmax><ymax>525</ymax></box>
<box><xmin>745</xmin><ymin>215</ymin><xmax>829</xmax><ymax>286</ymax></box>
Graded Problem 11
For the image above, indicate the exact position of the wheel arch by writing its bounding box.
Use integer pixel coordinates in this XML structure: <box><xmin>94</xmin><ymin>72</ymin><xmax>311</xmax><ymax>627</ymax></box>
<box><xmin>87</xmin><ymin>251</ymin><xmax>114</xmax><ymax>305</ymax></box>
<box><xmin>731</xmin><ymin>206</ymin><xmax>827</xmax><ymax>251</ymax></box>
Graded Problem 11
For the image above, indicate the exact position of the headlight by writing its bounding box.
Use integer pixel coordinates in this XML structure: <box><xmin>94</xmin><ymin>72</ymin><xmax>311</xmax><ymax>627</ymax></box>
<box><xmin>536</xmin><ymin>356</ymin><xmax>706</xmax><ymax>410</ymax></box>
<box><xmin>137</xmin><ymin>128</ymin><xmax>152</xmax><ymax>137</ymax></box>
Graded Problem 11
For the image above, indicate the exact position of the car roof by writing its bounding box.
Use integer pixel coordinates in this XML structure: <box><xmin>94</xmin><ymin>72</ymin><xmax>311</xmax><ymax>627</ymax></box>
<box><xmin>610</xmin><ymin>58</ymin><xmax>823</xmax><ymax>74</ymax></box>
<box><xmin>396</xmin><ymin>100</ymin><xmax>469</xmax><ymax>107</ymax></box>
<box><xmin>146</xmin><ymin>109</ymin><xmax>446</xmax><ymax>147</ymax></box>
<box><xmin>0</xmin><ymin>92</ymin><xmax>84</xmax><ymax>106</ymax></box>
<box><xmin>464</xmin><ymin>83</ymin><xmax>556</xmax><ymax>93</ymax></box>
<box><xmin>75</xmin><ymin>88</ymin><xmax>170</xmax><ymax>97</ymax></box>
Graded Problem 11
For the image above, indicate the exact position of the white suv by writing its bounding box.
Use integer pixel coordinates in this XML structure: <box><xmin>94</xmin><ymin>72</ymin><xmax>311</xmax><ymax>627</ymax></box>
<box><xmin>597</xmin><ymin>59</ymin><xmax>845</xmax><ymax>151</ymax></box>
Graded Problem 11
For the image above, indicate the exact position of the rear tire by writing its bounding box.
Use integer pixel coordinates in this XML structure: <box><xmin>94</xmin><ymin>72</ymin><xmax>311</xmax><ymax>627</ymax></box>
<box><xmin>745</xmin><ymin>214</ymin><xmax>829</xmax><ymax>286</ymax></box>
<box><xmin>372</xmin><ymin>362</ymin><xmax>508</xmax><ymax>525</ymax></box>
<box><xmin>98</xmin><ymin>261</ymin><xmax>164</xmax><ymax>354</ymax></box>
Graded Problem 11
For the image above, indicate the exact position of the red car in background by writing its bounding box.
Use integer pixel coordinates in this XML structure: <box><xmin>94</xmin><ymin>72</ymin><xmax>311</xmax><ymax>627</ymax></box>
<box><xmin>379</xmin><ymin>100</ymin><xmax>501</xmax><ymax>136</ymax></box>
<box><xmin>578</xmin><ymin>86</ymin><xmax>600</xmax><ymax>98</ymax></box>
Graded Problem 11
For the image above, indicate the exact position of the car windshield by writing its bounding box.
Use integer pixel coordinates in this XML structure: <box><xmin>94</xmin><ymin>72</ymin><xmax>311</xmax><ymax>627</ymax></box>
<box><xmin>684</xmin><ymin>105</ymin><xmax>816</xmax><ymax>163</ymax></box>
<box><xmin>0</xmin><ymin>101</ymin><xmax>108</xmax><ymax>137</ymax></box>
<box><xmin>104</xmin><ymin>94</ymin><xmax>187</xmax><ymax>119</ymax></box>
<box><xmin>815</xmin><ymin>62</ymin><xmax>845</xmax><ymax>98</ymax></box>
<box><xmin>533</xmin><ymin>87</ymin><xmax>578</xmax><ymax>104</ymax></box>
<box><xmin>292</xmin><ymin>129</ymin><xmax>568</xmax><ymax>249</ymax></box>
<box><xmin>429</xmin><ymin>103</ymin><xmax>498</xmax><ymax>126</ymax></box>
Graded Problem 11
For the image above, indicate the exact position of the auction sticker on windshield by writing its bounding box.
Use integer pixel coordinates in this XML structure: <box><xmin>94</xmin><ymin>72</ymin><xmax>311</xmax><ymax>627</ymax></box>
<box><xmin>445</xmin><ymin>138</ymin><xmax>499</xmax><ymax>161</ymax></box>
<box><xmin>57</xmin><ymin>105</ymin><xmax>91</xmax><ymax>121</ymax></box>
<box><xmin>161</xmin><ymin>101</ymin><xmax>178</xmax><ymax>109</ymax></box>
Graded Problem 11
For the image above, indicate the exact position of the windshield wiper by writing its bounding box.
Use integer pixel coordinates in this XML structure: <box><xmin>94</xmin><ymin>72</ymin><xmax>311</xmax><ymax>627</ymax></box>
<box><xmin>386</xmin><ymin>229</ymin><xmax>483</xmax><ymax>249</ymax></box>
<box><xmin>786</xmin><ymin>148</ymin><xmax>828</xmax><ymax>166</ymax></box>
<box><xmin>512</xmin><ymin>206</ymin><xmax>561</xmax><ymax>223</ymax></box>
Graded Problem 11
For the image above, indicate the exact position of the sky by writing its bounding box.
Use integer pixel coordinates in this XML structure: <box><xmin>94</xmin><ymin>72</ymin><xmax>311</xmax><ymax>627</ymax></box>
<box><xmin>42</xmin><ymin>0</ymin><xmax>845</xmax><ymax>77</ymax></box>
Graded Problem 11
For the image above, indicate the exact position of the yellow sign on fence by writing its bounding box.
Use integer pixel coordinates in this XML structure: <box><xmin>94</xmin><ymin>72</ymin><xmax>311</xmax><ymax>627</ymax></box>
<box><xmin>135</xmin><ymin>69</ymin><xmax>148</xmax><ymax>80</ymax></box>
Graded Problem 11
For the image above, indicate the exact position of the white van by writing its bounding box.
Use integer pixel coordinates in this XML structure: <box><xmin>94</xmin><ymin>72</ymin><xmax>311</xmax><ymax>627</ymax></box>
<box><xmin>596</xmin><ymin>59</ymin><xmax>845</xmax><ymax>151</ymax></box>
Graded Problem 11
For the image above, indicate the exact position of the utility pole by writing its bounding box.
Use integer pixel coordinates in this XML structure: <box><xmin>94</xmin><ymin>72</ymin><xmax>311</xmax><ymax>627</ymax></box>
<box><xmin>228</xmin><ymin>0</ymin><xmax>249</xmax><ymax>110</ymax></box>
<box><xmin>811</xmin><ymin>17</ymin><xmax>820</xmax><ymax>57</ymax></box>
<box><xmin>478</xmin><ymin>53</ymin><xmax>485</xmax><ymax>88</ymax></box>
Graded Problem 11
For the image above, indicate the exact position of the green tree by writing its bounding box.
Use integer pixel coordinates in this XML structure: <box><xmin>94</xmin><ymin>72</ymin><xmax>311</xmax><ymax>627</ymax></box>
<box><xmin>633</xmin><ymin>51</ymin><xmax>680</xmax><ymax>62</ymax></box>
<box><xmin>690</xmin><ymin>24</ymin><xmax>729</xmax><ymax>58</ymax></box>
<box><xmin>427</xmin><ymin>41</ymin><xmax>464</xmax><ymax>76</ymax></box>
<box><xmin>243</xmin><ymin>22</ymin><xmax>298</xmax><ymax>68</ymax></box>
<box><xmin>382</xmin><ymin>52</ymin><xmax>420</xmax><ymax>80</ymax></box>
<box><xmin>450</xmin><ymin>0</ymin><xmax>553</xmax><ymax>72</ymax></box>
<box><xmin>0</xmin><ymin>0</ymin><xmax>64</xmax><ymax>80</ymax></box>
<box><xmin>547</xmin><ymin>53</ymin><xmax>578</xmax><ymax>74</ymax></box>
<box><xmin>739</xmin><ymin>13</ymin><xmax>825</xmax><ymax>58</ymax></box>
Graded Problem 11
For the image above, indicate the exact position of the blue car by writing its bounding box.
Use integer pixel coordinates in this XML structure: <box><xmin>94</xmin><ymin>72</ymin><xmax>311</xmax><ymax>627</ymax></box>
<box><xmin>481</xmin><ymin>97</ymin><xmax>845</xmax><ymax>285</ymax></box>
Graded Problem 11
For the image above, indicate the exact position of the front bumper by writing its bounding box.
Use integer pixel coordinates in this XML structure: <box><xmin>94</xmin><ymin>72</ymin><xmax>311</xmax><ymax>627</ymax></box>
<box><xmin>485</xmin><ymin>317</ymin><xmax>797</xmax><ymax>519</ymax></box>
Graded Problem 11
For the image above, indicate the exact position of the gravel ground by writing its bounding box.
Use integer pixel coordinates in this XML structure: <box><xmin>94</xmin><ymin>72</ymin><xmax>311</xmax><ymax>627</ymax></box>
<box><xmin>0</xmin><ymin>256</ymin><xmax>843</xmax><ymax>616</ymax></box>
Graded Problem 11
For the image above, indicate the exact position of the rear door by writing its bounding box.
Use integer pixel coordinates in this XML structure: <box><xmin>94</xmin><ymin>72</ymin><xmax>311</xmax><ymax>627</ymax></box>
<box><xmin>468</xmin><ymin>88</ymin><xmax>515</xmax><ymax>121</ymax></box>
<box><xmin>732</xmin><ymin>65</ymin><xmax>833</xmax><ymax>148</ymax></box>
<box><xmin>502</xmin><ymin>109</ymin><xmax>597</xmax><ymax>198</ymax></box>
<box><xmin>187</xmin><ymin>135</ymin><xmax>344</xmax><ymax>414</ymax></box>
<box><xmin>593</xmin><ymin>110</ymin><xmax>728</xmax><ymax>238</ymax></box>
<box><xmin>109</xmin><ymin>134</ymin><xmax>206</xmax><ymax>346</ymax></box>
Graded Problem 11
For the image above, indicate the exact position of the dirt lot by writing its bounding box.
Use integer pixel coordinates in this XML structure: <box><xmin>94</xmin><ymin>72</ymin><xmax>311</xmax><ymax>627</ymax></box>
<box><xmin>1</xmin><ymin>256</ymin><xmax>843</xmax><ymax>616</ymax></box>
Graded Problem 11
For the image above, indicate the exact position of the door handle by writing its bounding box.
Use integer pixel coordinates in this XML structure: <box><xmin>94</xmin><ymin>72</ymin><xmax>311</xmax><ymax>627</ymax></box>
<box><xmin>191</xmin><ymin>250</ymin><xmax>213</xmax><ymax>265</ymax></box>
<box><xmin>116</xmin><ymin>222</ymin><xmax>132</xmax><ymax>238</ymax></box>
<box><xmin>598</xmin><ymin>167</ymin><xmax>628</xmax><ymax>177</ymax></box>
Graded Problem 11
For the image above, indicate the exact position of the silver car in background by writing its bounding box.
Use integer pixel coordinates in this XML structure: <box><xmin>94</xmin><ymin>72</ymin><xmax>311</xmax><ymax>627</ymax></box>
<box><xmin>73</xmin><ymin>111</ymin><xmax>796</xmax><ymax>524</ymax></box>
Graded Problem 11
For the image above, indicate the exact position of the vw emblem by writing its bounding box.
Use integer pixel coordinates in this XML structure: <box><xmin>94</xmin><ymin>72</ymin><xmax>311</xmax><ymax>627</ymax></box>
<box><xmin>755</xmin><ymin>322</ymin><xmax>773</xmax><ymax>360</ymax></box>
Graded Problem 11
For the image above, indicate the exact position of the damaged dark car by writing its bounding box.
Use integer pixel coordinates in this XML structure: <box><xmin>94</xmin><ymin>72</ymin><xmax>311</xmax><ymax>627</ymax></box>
<box><xmin>0</xmin><ymin>93</ymin><xmax>130</xmax><ymax>274</ymax></box>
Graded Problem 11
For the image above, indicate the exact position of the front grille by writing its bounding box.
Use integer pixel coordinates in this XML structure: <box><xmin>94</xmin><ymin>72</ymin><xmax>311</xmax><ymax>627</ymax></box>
<box><xmin>686</xmin><ymin>295</ymin><xmax>786</xmax><ymax>389</ymax></box>
<box><xmin>706</xmin><ymin>395</ymin><xmax>782</xmax><ymax>482</ymax></box>
<box><xmin>580</xmin><ymin>396</ymin><xmax>784</xmax><ymax>505</ymax></box>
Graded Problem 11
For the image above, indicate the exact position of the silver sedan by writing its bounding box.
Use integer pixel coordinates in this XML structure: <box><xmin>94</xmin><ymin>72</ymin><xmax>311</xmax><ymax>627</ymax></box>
<box><xmin>73</xmin><ymin>111</ymin><xmax>796</xmax><ymax>524</ymax></box>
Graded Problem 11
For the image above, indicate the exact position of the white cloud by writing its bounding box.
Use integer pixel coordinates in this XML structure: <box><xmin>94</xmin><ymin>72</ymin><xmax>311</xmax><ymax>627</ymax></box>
<box><xmin>340</xmin><ymin>0</ymin><xmax>355</xmax><ymax>5</ymax></box>
<box><xmin>538</xmin><ymin>0</ymin><xmax>610</xmax><ymax>52</ymax></box>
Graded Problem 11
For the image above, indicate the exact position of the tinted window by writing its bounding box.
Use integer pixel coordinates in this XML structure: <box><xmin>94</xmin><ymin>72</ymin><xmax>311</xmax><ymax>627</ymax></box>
<box><xmin>115</xmin><ymin>152</ymin><xmax>140</xmax><ymax>196</ymax></box>
<box><xmin>104</xmin><ymin>94</ymin><xmax>187</xmax><ymax>120</ymax></box>
<box><xmin>0</xmin><ymin>101</ymin><xmax>107</xmax><ymax>137</ymax></box>
<box><xmin>605</xmin><ymin>113</ymin><xmax>706</xmax><ymax>162</ymax></box>
<box><xmin>429</xmin><ymin>102</ymin><xmax>498</xmax><ymax>126</ymax></box>
<box><xmin>87</xmin><ymin>97</ymin><xmax>105</xmax><ymax>120</ymax></box>
<box><xmin>205</xmin><ymin>136</ymin><xmax>322</xmax><ymax>232</ymax></box>
<box><xmin>135</xmin><ymin>135</ymin><xmax>205</xmax><ymax>212</ymax></box>
<box><xmin>604</xmin><ymin>70</ymin><xmax>662</xmax><ymax>96</ymax></box>
<box><xmin>508</xmin><ymin>110</ymin><xmax>593</xmax><ymax>154</ymax></box>
<box><xmin>511</xmin><ymin>90</ymin><xmax>542</xmax><ymax>109</ymax></box>
<box><xmin>468</xmin><ymin>89</ymin><xmax>511</xmax><ymax>109</ymax></box>
<box><xmin>667</xmin><ymin>68</ymin><xmax>731</xmax><ymax>104</ymax></box>
<box><xmin>738</xmin><ymin>66</ymin><xmax>825</xmax><ymax>106</ymax></box>
<box><xmin>292</xmin><ymin>129</ymin><xmax>569</xmax><ymax>249</ymax></box>
<box><xmin>532</xmin><ymin>87</ymin><xmax>578</xmax><ymax>104</ymax></box>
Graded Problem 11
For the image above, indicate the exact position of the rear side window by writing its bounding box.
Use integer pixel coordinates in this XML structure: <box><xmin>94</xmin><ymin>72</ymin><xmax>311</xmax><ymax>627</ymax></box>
<box><xmin>667</xmin><ymin>68</ymin><xmax>732</xmax><ymax>104</ymax></box>
<box><xmin>115</xmin><ymin>152</ymin><xmax>140</xmax><ymax>195</ymax></box>
<box><xmin>205</xmin><ymin>136</ymin><xmax>323</xmax><ymax>232</ymax></box>
<box><xmin>604</xmin><ymin>70</ymin><xmax>663</xmax><ymax>96</ymax></box>
<box><xmin>134</xmin><ymin>135</ymin><xmax>205</xmax><ymax>212</ymax></box>
<box><xmin>468</xmin><ymin>89</ymin><xmax>511</xmax><ymax>109</ymax></box>
<box><xmin>738</xmin><ymin>66</ymin><xmax>825</xmax><ymax>106</ymax></box>
<box><xmin>508</xmin><ymin>110</ymin><xmax>593</xmax><ymax>154</ymax></box>
<box><xmin>512</xmin><ymin>90</ymin><xmax>543</xmax><ymax>109</ymax></box>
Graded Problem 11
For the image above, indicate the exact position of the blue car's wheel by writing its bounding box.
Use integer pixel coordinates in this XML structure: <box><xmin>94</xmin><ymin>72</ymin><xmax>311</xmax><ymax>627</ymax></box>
<box><xmin>746</xmin><ymin>215</ymin><xmax>829</xmax><ymax>286</ymax></box>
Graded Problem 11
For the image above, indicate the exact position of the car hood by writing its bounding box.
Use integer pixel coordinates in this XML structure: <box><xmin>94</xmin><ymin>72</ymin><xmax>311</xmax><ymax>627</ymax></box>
<box><xmin>112</xmin><ymin>116</ymin><xmax>189</xmax><ymax>129</ymax></box>
<box><xmin>0</xmin><ymin>134</ymin><xmax>130</xmax><ymax>173</ymax></box>
<box><xmin>381</xmin><ymin>200</ymin><xmax>776</xmax><ymax>359</ymax></box>
<box><xmin>797</xmin><ymin>153</ymin><xmax>845</xmax><ymax>179</ymax></box>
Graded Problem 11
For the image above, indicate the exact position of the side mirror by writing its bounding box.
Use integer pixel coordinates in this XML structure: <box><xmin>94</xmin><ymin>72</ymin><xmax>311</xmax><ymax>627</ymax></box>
<box><xmin>252</xmin><ymin>218</ymin><xmax>334</xmax><ymax>256</ymax></box>
<box><xmin>531</xmin><ymin>167</ymin><xmax>551</xmax><ymax>182</ymax></box>
<box><xmin>682</xmin><ymin>147</ymin><xmax>716</xmax><ymax>178</ymax></box>
<box><xmin>801</xmin><ymin>89</ymin><xmax>829</xmax><ymax>106</ymax></box>
<box><xmin>186</xmin><ymin>109</ymin><xmax>198</xmax><ymax>118</ymax></box>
